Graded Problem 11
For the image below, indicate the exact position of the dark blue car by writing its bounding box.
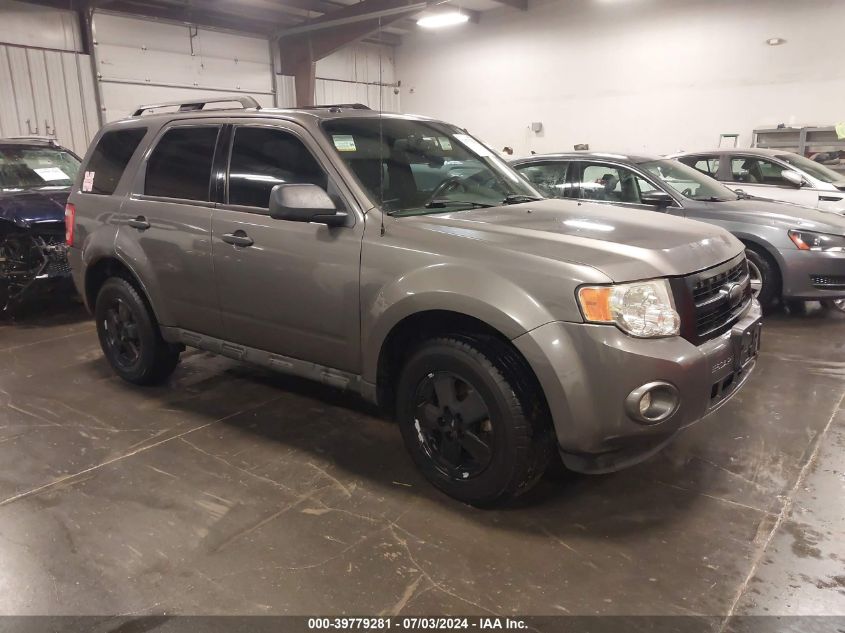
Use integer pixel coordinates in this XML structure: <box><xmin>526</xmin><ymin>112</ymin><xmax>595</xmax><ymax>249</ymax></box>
<box><xmin>0</xmin><ymin>137</ymin><xmax>80</xmax><ymax>309</ymax></box>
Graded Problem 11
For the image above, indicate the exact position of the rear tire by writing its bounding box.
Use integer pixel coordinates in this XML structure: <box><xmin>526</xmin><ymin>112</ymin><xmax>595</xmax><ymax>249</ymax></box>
<box><xmin>745</xmin><ymin>246</ymin><xmax>780</xmax><ymax>308</ymax></box>
<box><xmin>95</xmin><ymin>277</ymin><xmax>180</xmax><ymax>385</ymax></box>
<box><xmin>395</xmin><ymin>335</ymin><xmax>553</xmax><ymax>506</ymax></box>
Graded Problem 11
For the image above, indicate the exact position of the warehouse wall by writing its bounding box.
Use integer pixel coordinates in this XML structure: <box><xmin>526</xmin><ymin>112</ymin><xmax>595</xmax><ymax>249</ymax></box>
<box><xmin>397</xmin><ymin>0</ymin><xmax>845</xmax><ymax>156</ymax></box>
<box><xmin>93</xmin><ymin>13</ymin><xmax>275</xmax><ymax>121</ymax></box>
<box><xmin>0</xmin><ymin>0</ymin><xmax>98</xmax><ymax>154</ymax></box>
<box><xmin>0</xmin><ymin>0</ymin><xmax>81</xmax><ymax>51</ymax></box>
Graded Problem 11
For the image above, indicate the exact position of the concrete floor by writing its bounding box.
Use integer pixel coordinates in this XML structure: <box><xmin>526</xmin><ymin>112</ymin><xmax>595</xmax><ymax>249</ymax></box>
<box><xmin>0</xmin><ymin>292</ymin><xmax>843</xmax><ymax>620</ymax></box>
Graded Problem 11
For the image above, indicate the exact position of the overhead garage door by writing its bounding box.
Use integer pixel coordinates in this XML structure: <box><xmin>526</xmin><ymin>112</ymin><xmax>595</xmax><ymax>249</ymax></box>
<box><xmin>0</xmin><ymin>43</ymin><xmax>99</xmax><ymax>156</ymax></box>
<box><xmin>93</xmin><ymin>12</ymin><xmax>275</xmax><ymax>122</ymax></box>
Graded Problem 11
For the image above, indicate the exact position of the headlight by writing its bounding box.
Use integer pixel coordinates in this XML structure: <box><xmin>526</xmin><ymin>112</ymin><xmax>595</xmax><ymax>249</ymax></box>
<box><xmin>577</xmin><ymin>279</ymin><xmax>681</xmax><ymax>338</ymax></box>
<box><xmin>788</xmin><ymin>230</ymin><xmax>845</xmax><ymax>252</ymax></box>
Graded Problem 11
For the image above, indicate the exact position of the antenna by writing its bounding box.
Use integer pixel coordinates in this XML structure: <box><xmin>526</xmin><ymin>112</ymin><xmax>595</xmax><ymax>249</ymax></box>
<box><xmin>378</xmin><ymin>15</ymin><xmax>386</xmax><ymax>237</ymax></box>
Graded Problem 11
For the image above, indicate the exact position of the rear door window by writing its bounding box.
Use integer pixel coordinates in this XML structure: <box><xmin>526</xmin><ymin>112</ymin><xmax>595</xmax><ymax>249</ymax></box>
<box><xmin>679</xmin><ymin>155</ymin><xmax>720</xmax><ymax>178</ymax></box>
<box><xmin>145</xmin><ymin>126</ymin><xmax>220</xmax><ymax>201</ymax></box>
<box><xmin>514</xmin><ymin>162</ymin><xmax>571</xmax><ymax>198</ymax></box>
<box><xmin>83</xmin><ymin>128</ymin><xmax>147</xmax><ymax>195</ymax></box>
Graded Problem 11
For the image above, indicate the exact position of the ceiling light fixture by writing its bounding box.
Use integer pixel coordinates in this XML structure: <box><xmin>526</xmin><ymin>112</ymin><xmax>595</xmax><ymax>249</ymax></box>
<box><xmin>766</xmin><ymin>37</ymin><xmax>786</xmax><ymax>46</ymax></box>
<box><xmin>417</xmin><ymin>11</ymin><xmax>469</xmax><ymax>28</ymax></box>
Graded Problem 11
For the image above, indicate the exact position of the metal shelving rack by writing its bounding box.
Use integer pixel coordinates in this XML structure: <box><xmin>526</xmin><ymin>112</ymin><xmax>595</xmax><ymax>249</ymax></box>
<box><xmin>753</xmin><ymin>125</ymin><xmax>845</xmax><ymax>174</ymax></box>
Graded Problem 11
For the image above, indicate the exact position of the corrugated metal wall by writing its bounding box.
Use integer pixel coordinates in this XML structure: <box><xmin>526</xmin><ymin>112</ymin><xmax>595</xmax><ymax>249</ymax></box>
<box><xmin>0</xmin><ymin>44</ymin><xmax>99</xmax><ymax>155</ymax></box>
<box><xmin>93</xmin><ymin>12</ymin><xmax>276</xmax><ymax>121</ymax></box>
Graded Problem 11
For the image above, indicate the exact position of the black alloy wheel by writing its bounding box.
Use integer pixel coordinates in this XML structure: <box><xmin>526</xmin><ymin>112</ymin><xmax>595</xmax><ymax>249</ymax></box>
<box><xmin>103</xmin><ymin>297</ymin><xmax>142</xmax><ymax>370</ymax></box>
<box><xmin>412</xmin><ymin>370</ymin><xmax>494</xmax><ymax>480</ymax></box>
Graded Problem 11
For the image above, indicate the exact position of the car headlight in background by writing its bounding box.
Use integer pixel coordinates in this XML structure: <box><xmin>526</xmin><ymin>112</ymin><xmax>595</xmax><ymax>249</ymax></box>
<box><xmin>577</xmin><ymin>279</ymin><xmax>681</xmax><ymax>338</ymax></box>
<box><xmin>788</xmin><ymin>230</ymin><xmax>845</xmax><ymax>252</ymax></box>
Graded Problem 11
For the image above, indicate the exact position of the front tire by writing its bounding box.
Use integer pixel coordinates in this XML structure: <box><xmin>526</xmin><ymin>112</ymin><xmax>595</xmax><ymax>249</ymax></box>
<box><xmin>395</xmin><ymin>335</ymin><xmax>552</xmax><ymax>506</ymax></box>
<box><xmin>745</xmin><ymin>246</ymin><xmax>780</xmax><ymax>308</ymax></box>
<box><xmin>95</xmin><ymin>277</ymin><xmax>180</xmax><ymax>385</ymax></box>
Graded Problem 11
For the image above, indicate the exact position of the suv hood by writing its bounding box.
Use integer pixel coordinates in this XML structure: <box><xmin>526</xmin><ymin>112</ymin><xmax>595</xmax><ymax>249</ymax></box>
<box><xmin>409</xmin><ymin>198</ymin><xmax>742</xmax><ymax>282</ymax></box>
<box><xmin>689</xmin><ymin>197</ymin><xmax>845</xmax><ymax>235</ymax></box>
<box><xmin>0</xmin><ymin>187</ymin><xmax>69</xmax><ymax>228</ymax></box>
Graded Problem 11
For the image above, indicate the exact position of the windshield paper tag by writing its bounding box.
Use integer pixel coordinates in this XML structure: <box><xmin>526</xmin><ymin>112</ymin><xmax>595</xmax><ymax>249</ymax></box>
<box><xmin>332</xmin><ymin>135</ymin><xmax>357</xmax><ymax>152</ymax></box>
<box><xmin>82</xmin><ymin>171</ymin><xmax>95</xmax><ymax>192</ymax></box>
<box><xmin>437</xmin><ymin>137</ymin><xmax>453</xmax><ymax>151</ymax></box>
<box><xmin>454</xmin><ymin>134</ymin><xmax>491</xmax><ymax>157</ymax></box>
<box><xmin>34</xmin><ymin>167</ymin><xmax>68</xmax><ymax>181</ymax></box>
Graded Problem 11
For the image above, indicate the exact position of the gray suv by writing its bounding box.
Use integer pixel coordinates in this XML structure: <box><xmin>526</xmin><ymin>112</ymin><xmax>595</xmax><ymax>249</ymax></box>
<box><xmin>67</xmin><ymin>97</ymin><xmax>761</xmax><ymax>505</ymax></box>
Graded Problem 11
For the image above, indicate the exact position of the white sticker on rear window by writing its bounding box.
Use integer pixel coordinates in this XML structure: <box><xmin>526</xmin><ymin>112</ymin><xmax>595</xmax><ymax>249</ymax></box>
<box><xmin>332</xmin><ymin>135</ymin><xmax>357</xmax><ymax>152</ymax></box>
<box><xmin>453</xmin><ymin>134</ymin><xmax>492</xmax><ymax>157</ymax></box>
<box><xmin>438</xmin><ymin>137</ymin><xmax>453</xmax><ymax>151</ymax></box>
<box><xmin>82</xmin><ymin>171</ymin><xmax>95</xmax><ymax>192</ymax></box>
<box><xmin>34</xmin><ymin>167</ymin><xmax>69</xmax><ymax>181</ymax></box>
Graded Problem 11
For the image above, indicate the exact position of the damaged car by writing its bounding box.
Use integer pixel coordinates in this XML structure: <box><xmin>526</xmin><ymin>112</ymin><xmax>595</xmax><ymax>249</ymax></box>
<box><xmin>0</xmin><ymin>137</ymin><xmax>79</xmax><ymax>310</ymax></box>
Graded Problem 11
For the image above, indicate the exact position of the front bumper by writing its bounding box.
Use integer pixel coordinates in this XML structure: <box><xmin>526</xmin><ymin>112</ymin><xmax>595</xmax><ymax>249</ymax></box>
<box><xmin>513</xmin><ymin>301</ymin><xmax>762</xmax><ymax>473</ymax></box>
<box><xmin>779</xmin><ymin>248</ymin><xmax>845</xmax><ymax>299</ymax></box>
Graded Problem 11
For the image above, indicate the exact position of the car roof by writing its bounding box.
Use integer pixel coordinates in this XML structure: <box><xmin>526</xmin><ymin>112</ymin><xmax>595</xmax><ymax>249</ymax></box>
<box><xmin>511</xmin><ymin>151</ymin><xmax>663</xmax><ymax>165</ymax></box>
<box><xmin>0</xmin><ymin>136</ymin><xmax>65</xmax><ymax>148</ymax></box>
<box><xmin>670</xmin><ymin>148</ymin><xmax>791</xmax><ymax>158</ymax></box>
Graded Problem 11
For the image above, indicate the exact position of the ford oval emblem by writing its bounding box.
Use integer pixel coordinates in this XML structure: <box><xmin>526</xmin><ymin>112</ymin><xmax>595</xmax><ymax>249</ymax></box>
<box><xmin>725</xmin><ymin>283</ymin><xmax>744</xmax><ymax>308</ymax></box>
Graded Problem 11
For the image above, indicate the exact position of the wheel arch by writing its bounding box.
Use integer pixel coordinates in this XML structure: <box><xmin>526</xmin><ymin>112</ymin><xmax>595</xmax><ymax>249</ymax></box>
<box><xmin>371</xmin><ymin>307</ymin><xmax>546</xmax><ymax>417</ymax></box>
<box><xmin>84</xmin><ymin>255</ymin><xmax>164</xmax><ymax>324</ymax></box>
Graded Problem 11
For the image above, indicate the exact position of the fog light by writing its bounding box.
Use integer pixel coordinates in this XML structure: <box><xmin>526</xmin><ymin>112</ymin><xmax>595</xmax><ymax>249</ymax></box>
<box><xmin>625</xmin><ymin>381</ymin><xmax>680</xmax><ymax>425</ymax></box>
<box><xmin>638</xmin><ymin>392</ymin><xmax>652</xmax><ymax>417</ymax></box>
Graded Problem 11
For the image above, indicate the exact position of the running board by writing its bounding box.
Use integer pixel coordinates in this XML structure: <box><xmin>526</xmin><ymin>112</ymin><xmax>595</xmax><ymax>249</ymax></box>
<box><xmin>160</xmin><ymin>326</ymin><xmax>375</xmax><ymax>401</ymax></box>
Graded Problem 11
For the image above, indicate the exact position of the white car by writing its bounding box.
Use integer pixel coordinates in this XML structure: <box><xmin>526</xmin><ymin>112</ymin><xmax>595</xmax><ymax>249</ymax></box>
<box><xmin>671</xmin><ymin>148</ymin><xmax>845</xmax><ymax>216</ymax></box>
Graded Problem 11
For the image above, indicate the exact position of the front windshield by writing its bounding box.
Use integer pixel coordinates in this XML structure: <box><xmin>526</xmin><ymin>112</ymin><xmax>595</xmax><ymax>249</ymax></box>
<box><xmin>641</xmin><ymin>159</ymin><xmax>738</xmax><ymax>202</ymax></box>
<box><xmin>321</xmin><ymin>117</ymin><xmax>540</xmax><ymax>216</ymax></box>
<box><xmin>0</xmin><ymin>146</ymin><xmax>80</xmax><ymax>190</ymax></box>
<box><xmin>776</xmin><ymin>153</ymin><xmax>843</xmax><ymax>184</ymax></box>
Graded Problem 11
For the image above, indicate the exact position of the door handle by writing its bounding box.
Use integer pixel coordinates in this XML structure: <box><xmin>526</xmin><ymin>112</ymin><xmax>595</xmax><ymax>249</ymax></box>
<box><xmin>127</xmin><ymin>216</ymin><xmax>150</xmax><ymax>230</ymax></box>
<box><xmin>222</xmin><ymin>231</ymin><xmax>254</xmax><ymax>247</ymax></box>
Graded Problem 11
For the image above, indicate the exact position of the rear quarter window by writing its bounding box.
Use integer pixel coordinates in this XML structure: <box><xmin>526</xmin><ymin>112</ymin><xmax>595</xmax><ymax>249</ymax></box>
<box><xmin>83</xmin><ymin>128</ymin><xmax>147</xmax><ymax>195</ymax></box>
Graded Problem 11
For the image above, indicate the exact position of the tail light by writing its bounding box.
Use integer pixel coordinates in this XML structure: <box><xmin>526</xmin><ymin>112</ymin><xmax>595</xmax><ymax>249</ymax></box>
<box><xmin>65</xmin><ymin>202</ymin><xmax>76</xmax><ymax>246</ymax></box>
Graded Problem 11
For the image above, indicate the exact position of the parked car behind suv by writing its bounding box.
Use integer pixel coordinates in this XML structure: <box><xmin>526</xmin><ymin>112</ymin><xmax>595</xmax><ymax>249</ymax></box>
<box><xmin>671</xmin><ymin>148</ymin><xmax>845</xmax><ymax>216</ymax></box>
<box><xmin>511</xmin><ymin>152</ymin><xmax>845</xmax><ymax>310</ymax></box>
<box><xmin>68</xmin><ymin>97</ymin><xmax>761</xmax><ymax>505</ymax></box>
<box><xmin>0</xmin><ymin>137</ymin><xmax>79</xmax><ymax>309</ymax></box>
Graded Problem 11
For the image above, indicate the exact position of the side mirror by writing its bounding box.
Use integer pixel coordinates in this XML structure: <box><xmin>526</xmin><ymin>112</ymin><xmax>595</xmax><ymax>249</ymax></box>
<box><xmin>269</xmin><ymin>184</ymin><xmax>347</xmax><ymax>226</ymax></box>
<box><xmin>781</xmin><ymin>170</ymin><xmax>804</xmax><ymax>188</ymax></box>
<box><xmin>640</xmin><ymin>190</ymin><xmax>674</xmax><ymax>208</ymax></box>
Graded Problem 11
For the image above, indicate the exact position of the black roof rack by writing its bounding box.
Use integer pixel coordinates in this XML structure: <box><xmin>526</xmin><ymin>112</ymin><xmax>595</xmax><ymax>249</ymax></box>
<box><xmin>132</xmin><ymin>95</ymin><xmax>261</xmax><ymax>117</ymax></box>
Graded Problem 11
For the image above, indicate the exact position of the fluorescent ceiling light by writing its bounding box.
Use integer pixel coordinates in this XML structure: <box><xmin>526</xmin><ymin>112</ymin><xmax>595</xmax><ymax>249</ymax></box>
<box><xmin>417</xmin><ymin>12</ymin><xmax>469</xmax><ymax>28</ymax></box>
<box><xmin>766</xmin><ymin>37</ymin><xmax>786</xmax><ymax>46</ymax></box>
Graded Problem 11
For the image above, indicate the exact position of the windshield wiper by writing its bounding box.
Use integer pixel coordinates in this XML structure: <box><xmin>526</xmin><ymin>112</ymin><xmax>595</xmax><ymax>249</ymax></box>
<box><xmin>695</xmin><ymin>196</ymin><xmax>730</xmax><ymax>202</ymax></box>
<box><xmin>502</xmin><ymin>194</ymin><xmax>542</xmax><ymax>204</ymax></box>
<box><xmin>424</xmin><ymin>199</ymin><xmax>495</xmax><ymax>209</ymax></box>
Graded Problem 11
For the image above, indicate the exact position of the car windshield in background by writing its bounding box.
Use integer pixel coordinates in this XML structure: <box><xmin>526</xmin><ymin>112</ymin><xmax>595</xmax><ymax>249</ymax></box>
<box><xmin>641</xmin><ymin>159</ymin><xmax>738</xmax><ymax>202</ymax></box>
<box><xmin>0</xmin><ymin>146</ymin><xmax>80</xmax><ymax>190</ymax></box>
<box><xmin>776</xmin><ymin>153</ymin><xmax>843</xmax><ymax>184</ymax></box>
<box><xmin>321</xmin><ymin>118</ymin><xmax>540</xmax><ymax>216</ymax></box>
